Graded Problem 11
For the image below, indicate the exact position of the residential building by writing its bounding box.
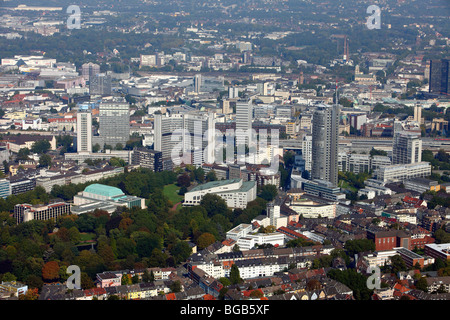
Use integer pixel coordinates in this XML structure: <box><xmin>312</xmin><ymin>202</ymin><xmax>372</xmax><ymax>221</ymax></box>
<box><xmin>375</xmin><ymin>162</ymin><xmax>431</xmax><ymax>183</ymax></box>
<box><xmin>0</xmin><ymin>281</ymin><xmax>28</xmax><ymax>298</ymax></box>
<box><xmin>1</xmin><ymin>134</ymin><xmax>57</xmax><ymax>153</ymax></box>
<box><xmin>96</xmin><ymin>272</ymin><xmax>122</xmax><ymax>288</ymax></box>
<box><xmin>426</xmin><ymin>277</ymin><xmax>450</xmax><ymax>293</ymax></box>
<box><xmin>9</xmin><ymin>177</ymin><xmax>36</xmax><ymax>195</ymax></box>
<box><xmin>13</xmin><ymin>202</ymin><xmax>71</xmax><ymax>224</ymax></box>
<box><xmin>131</xmin><ymin>148</ymin><xmax>163</xmax><ymax>172</ymax></box>
<box><xmin>76</xmin><ymin>110</ymin><xmax>92</xmax><ymax>152</ymax></box>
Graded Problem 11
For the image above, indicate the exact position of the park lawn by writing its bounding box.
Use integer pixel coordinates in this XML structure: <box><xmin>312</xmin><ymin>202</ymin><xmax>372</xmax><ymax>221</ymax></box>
<box><xmin>163</xmin><ymin>184</ymin><xmax>183</xmax><ymax>205</ymax></box>
<box><xmin>339</xmin><ymin>180</ymin><xmax>358</xmax><ymax>193</ymax></box>
<box><xmin>79</xmin><ymin>232</ymin><xmax>96</xmax><ymax>243</ymax></box>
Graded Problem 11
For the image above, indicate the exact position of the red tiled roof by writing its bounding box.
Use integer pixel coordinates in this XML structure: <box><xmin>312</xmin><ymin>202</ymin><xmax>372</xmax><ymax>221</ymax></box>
<box><xmin>84</xmin><ymin>287</ymin><xmax>106</xmax><ymax>296</ymax></box>
<box><xmin>166</xmin><ymin>293</ymin><xmax>176</xmax><ymax>300</ymax></box>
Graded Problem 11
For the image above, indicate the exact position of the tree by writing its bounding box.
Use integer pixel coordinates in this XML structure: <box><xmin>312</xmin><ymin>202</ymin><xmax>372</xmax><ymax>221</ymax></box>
<box><xmin>169</xmin><ymin>280</ymin><xmax>182</xmax><ymax>293</ymax></box>
<box><xmin>197</xmin><ymin>232</ymin><xmax>216</xmax><ymax>250</ymax></box>
<box><xmin>17</xmin><ymin>148</ymin><xmax>30</xmax><ymax>160</ymax></box>
<box><xmin>170</xmin><ymin>241</ymin><xmax>192</xmax><ymax>264</ymax></box>
<box><xmin>18</xmin><ymin>288</ymin><xmax>39</xmax><ymax>300</ymax></box>
<box><xmin>200</xmin><ymin>193</ymin><xmax>228</xmax><ymax>217</ymax></box>
<box><xmin>177</xmin><ymin>173</ymin><xmax>191</xmax><ymax>188</ymax></box>
<box><xmin>81</xmin><ymin>272</ymin><xmax>95</xmax><ymax>289</ymax></box>
<box><xmin>259</xmin><ymin>184</ymin><xmax>278</xmax><ymax>201</ymax></box>
<box><xmin>249</xmin><ymin>289</ymin><xmax>263</xmax><ymax>298</ymax></box>
<box><xmin>415</xmin><ymin>277</ymin><xmax>428</xmax><ymax>292</ymax></box>
<box><xmin>206</xmin><ymin>170</ymin><xmax>217</xmax><ymax>182</ymax></box>
<box><xmin>390</xmin><ymin>255</ymin><xmax>407</xmax><ymax>274</ymax></box>
<box><xmin>92</xmin><ymin>143</ymin><xmax>101</xmax><ymax>153</ymax></box>
<box><xmin>230</xmin><ymin>264</ymin><xmax>241</xmax><ymax>285</ymax></box>
<box><xmin>344</xmin><ymin>239</ymin><xmax>375</xmax><ymax>256</ymax></box>
<box><xmin>42</xmin><ymin>261</ymin><xmax>60</xmax><ymax>282</ymax></box>
<box><xmin>109</xmin><ymin>157</ymin><xmax>126</xmax><ymax>167</ymax></box>
<box><xmin>39</xmin><ymin>154</ymin><xmax>52</xmax><ymax>168</ymax></box>
<box><xmin>31</xmin><ymin>140</ymin><xmax>51</xmax><ymax>154</ymax></box>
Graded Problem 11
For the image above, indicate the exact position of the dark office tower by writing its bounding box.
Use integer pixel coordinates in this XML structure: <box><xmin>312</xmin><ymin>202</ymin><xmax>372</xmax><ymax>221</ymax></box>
<box><xmin>194</xmin><ymin>74</ymin><xmax>202</xmax><ymax>93</ymax></box>
<box><xmin>98</xmin><ymin>101</ymin><xmax>130</xmax><ymax>148</ymax></box>
<box><xmin>132</xmin><ymin>148</ymin><xmax>163</xmax><ymax>172</ymax></box>
<box><xmin>90</xmin><ymin>73</ymin><xmax>112</xmax><ymax>96</ymax></box>
<box><xmin>311</xmin><ymin>104</ymin><xmax>340</xmax><ymax>186</ymax></box>
<box><xmin>429</xmin><ymin>59</ymin><xmax>450</xmax><ymax>95</ymax></box>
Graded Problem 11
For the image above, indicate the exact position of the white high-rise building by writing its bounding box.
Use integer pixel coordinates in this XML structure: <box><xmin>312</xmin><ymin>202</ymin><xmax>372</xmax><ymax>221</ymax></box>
<box><xmin>76</xmin><ymin>110</ymin><xmax>92</xmax><ymax>152</ymax></box>
<box><xmin>229</xmin><ymin>86</ymin><xmax>239</xmax><ymax>99</ymax></box>
<box><xmin>235</xmin><ymin>99</ymin><xmax>253</xmax><ymax>151</ymax></box>
<box><xmin>154</xmin><ymin>112</ymin><xmax>216</xmax><ymax>167</ymax></box>
<box><xmin>302</xmin><ymin>135</ymin><xmax>312</xmax><ymax>172</ymax></box>
<box><xmin>414</xmin><ymin>105</ymin><xmax>423</xmax><ymax>124</ymax></box>
<box><xmin>392</xmin><ymin>131</ymin><xmax>422</xmax><ymax>165</ymax></box>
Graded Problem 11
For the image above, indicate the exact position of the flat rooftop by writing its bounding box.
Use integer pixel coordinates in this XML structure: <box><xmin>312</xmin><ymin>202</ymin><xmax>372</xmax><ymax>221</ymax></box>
<box><xmin>189</xmin><ymin>179</ymin><xmax>242</xmax><ymax>192</ymax></box>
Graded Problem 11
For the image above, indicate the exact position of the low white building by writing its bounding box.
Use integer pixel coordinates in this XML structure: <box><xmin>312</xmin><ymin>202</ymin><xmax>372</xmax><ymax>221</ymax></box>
<box><xmin>184</xmin><ymin>179</ymin><xmax>257</xmax><ymax>209</ymax></box>
<box><xmin>236</xmin><ymin>232</ymin><xmax>285</xmax><ymax>251</ymax></box>
<box><xmin>363</xmin><ymin>250</ymin><xmax>398</xmax><ymax>268</ymax></box>
<box><xmin>375</xmin><ymin>162</ymin><xmax>431</xmax><ymax>183</ymax></box>
<box><xmin>287</xmin><ymin>195</ymin><xmax>337</xmax><ymax>219</ymax></box>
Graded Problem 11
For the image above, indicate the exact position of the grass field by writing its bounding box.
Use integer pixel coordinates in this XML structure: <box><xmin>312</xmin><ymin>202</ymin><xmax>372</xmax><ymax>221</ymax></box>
<box><xmin>79</xmin><ymin>232</ymin><xmax>96</xmax><ymax>243</ymax></box>
<box><xmin>163</xmin><ymin>184</ymin><xmax>183</xmax><ymax>205</ymax></box>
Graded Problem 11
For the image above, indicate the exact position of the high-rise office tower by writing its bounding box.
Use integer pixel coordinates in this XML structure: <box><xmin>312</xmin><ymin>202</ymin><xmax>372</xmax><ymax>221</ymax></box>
<box><xmin>76</xmin><ymin>110</ymin><xmax>92</xmax><ymax>152</ymax></box>
<box><xmin>89</xmin><ymin>73</ymin><xmax>112</xmax><ymax>96</ymax></box>
<box><xmin>81</xmin><ymin>62</ymin><xmax>100</xmax><ymax>82</ymax></box>
<box><xmin>154</xmin><ymin>112</ymin><xmax>216</xmax><ymax>166</ymax></box>
<box><xmin>131</xmin><ymin>147</ymin><xmax>163</xmax><ymax>172</ymax></box>
<box><xmin>228</xmin><ymin>86</ymin><xmax>239</xmax><ymax>99</ymax></box>
<box><xmin>302</xmin><ymin>135</ymin><xmax>312</xmax><ymax>172</ymax></box>
<box><xmin>311</xmin><ymin>104</ymin><xmax>340</xmax><ymax>186</ymax></box>
<box><xmin>194</xmin><ymin>74</ymin><xmax>202</xmax><ymax>93</ymax></box>
<box><xmin>429</xmin><ymin>59</ymin><xmax>450</xmax><ymax>95</ymax></box>
<box><xmin>392</xmin><ymin>131</ymin><xmax>422</xmax><ymax>165</ymax></box>
<box><xmin>235</xmin><ymin>99</ymin><xmax>253</xmax><ymax>150</ymax></box>
<box><xmin>98</xmin><ymin>101</ymin><xmax>130</xmax><ymax>148</ymax></box>
<box><xmin>414</xmin><ymin>105</ymin><xmax>422</xmax><ymax>124</ymax></box>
